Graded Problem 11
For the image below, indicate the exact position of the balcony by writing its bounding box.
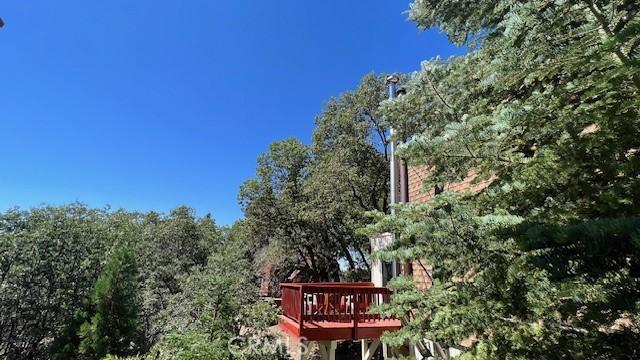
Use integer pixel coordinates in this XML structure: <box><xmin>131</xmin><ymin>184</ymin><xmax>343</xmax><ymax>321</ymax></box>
<box><xmin>278</xmin><ymin>282</ymin><xmax>402</xmax><ymax>341</ymax></box>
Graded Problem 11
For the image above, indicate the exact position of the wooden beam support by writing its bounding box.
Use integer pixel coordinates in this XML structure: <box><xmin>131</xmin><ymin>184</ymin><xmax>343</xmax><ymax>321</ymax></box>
<box><xmin>361</xmin><ymin>339</ymin><xmax>380</xmax><ymax>360</ymax></box>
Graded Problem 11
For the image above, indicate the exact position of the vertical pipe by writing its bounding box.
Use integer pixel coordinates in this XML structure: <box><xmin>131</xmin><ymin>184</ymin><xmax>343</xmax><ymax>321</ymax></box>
<box><xmin>386</xmin><ymin>76</ymin><xmax>411</xmax><ymax>277</ymax></box>
<box><xmin>386</xmin><ymin>75</ymin><xmax>399</xmax><ymax>280</ymax></box>
<box><xmin>386</xmin><ymin>76</ymin><xmax>409</xmax><ymax>205</ymax></box>
<box><xmin>387</xmin><ymin>76</ymin><xmax>398</xmax><ymax>215</ymax></box>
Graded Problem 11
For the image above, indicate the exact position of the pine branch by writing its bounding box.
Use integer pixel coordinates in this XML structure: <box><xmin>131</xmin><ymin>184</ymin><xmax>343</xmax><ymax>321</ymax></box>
<box><xmin>498</xmin><ymin>316</ymin><xmax>589</xmax><ymax>335</ymax></box>
<box><xmin>629</xmin><ymin>37</ymin><xmax>640</xmax><ymax>58</ymax></box>
<box><xmin>425</xmin><ymin>73</ymin><xmax>456</xmax><ymax>112</ymax></box>
<box><xmin>585</xmin><ymin>0</ymin><xmax>640</xmax><ymax>89</ymax></box>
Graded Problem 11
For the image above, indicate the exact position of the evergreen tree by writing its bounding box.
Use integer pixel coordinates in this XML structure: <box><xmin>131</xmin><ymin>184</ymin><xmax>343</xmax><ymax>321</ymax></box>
<box><xmin>78</xmin><ymin>245</ymin><xmax>141</xmax><ymax>359</ymax></box>
<box><xmin>368</xmin><ymin>0</ymin><xmax>640</xmax><ymax>358</ymax></box>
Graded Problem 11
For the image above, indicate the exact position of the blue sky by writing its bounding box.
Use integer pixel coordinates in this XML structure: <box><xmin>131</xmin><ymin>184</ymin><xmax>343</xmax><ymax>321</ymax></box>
<box><xmin>0</xmin><ymin>1</ymin><xmax>463</xmax><ymax>225</ymax></box>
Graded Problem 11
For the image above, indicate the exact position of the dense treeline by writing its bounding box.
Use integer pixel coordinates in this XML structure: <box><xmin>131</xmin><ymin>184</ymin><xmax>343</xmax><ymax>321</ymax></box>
<box><xmin>0</xmin><ymin>205</ymin><xmax>279</xmax><ymax>359</ymax></box>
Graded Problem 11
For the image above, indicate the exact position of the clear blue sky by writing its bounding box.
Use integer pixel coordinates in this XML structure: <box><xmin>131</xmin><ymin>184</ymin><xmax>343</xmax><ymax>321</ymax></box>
<box><xmin>0</xmin><ymin>1</ymin><xmax>463</xmax><ymax>225</ymax></box>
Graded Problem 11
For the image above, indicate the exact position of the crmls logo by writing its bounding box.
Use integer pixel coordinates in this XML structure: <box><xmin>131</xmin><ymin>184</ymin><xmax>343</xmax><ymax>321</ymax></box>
<box><xmin>228</xmin><ymin>336</ymin><xmax>309</xmax><ymax>356</ymax></box>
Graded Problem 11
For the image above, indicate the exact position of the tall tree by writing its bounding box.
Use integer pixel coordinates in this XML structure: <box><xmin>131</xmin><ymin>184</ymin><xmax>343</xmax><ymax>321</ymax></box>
<box><xmin>137</xmin><ymin>206</ymin><xmax>222</xmax><ymax>346</ymax></box>
<box><xmin>241</xmin><ymin>75</ymin><xmax>392</xmax><ymax>283</ymax></box>
<box><xmin>78</xmin><ymin>245</ymin><xmax>140</xmax><ymax>359</ymax></box>
<box><xmin>370</xmin><ymin>0</ymin><xmax>640</xmax><ymax>358</ymax></box>
<box><xmin>116</xmin><ymin>222</ymin><xmax>283</xmax><ymax>360</ymax></box>
<box><xmin>305</xmin><ymin>73</ymin><xmax>391</xmax><ymax>274</ymax></box>
<box><xmin>240</xmin><ymin>138</ymin><xmax>342</xmax><ymax>281</ymax></box>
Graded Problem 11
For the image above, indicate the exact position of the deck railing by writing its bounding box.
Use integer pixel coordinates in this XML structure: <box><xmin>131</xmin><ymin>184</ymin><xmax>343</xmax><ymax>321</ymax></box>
<box><xmin>281</xmin><ymin>283</ymin><xmax>304</xmax><ymax>327</ymax></box>
<box><xmin>280</xmin><ymin>282</ymin><xmax>394</xmax><ymax>332</ymax></box>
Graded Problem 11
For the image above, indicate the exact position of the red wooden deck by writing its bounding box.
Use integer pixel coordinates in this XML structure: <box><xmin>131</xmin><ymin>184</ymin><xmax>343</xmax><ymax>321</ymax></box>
<box><xmin>278</xmin><ymin>282</ymin><xmax>402</xmax><ymax>341</ymax></box>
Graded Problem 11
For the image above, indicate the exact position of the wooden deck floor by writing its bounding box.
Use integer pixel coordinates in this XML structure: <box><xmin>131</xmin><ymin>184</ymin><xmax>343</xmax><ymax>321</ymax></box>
<box><xmin>278</xmin><ymin>315</ymin><xmax>401</xmax><ymax>341</ymax></box>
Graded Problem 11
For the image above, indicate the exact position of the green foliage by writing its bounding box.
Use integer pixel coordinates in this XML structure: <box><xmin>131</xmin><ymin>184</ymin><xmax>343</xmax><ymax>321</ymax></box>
<box><xmin>133</xmin><ymin>216</ymin><xmax>282</xmax><ymax>360</ymax></box>
<box><xmin>0</xmin><ymin>205</ymin><xmax>113</xmax><ymax>358</ymax></box>
<box><xmin>240</xmin><ymin>137</ymin><xmax>341</xmax><ymax>281</ymax></box>
<box><xmin>167</xmin><ymin>233</ymin><xmax>268</xmax><ymax>337</ymax></box>
<box><xmin>78</xmin><ymin>245</ymin><xmax>140</xmax><ymax>359</ymax></box>
<box><xmin>240</xmin><ymin>74</ymin><xmax>391</xmax><ymax>284</ymax></box>
<box><xmin>134</xmin><ymin>332</ymin><xmax>230</xmax><ymax>360</ymax></box>
<box><xmin>369</xmin><ymin>0</ymin><xmax>640</xmax><ymax>358</ymax></box>
<box><xmin>0</xmin><ymin>204</ymin><xmax>269</xmax><ymax>359</ymax></box>
<box><xmin>136</xmin><ymin>206</ymin><xmax>223</xmax><ymax>345</ymax></box>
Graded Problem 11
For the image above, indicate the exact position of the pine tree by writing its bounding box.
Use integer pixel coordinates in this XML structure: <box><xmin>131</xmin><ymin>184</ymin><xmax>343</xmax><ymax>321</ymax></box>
<box><xmin>79</xmin><ymin>245</ymin><xmax>140</xmax><ymax>359</ymax></box>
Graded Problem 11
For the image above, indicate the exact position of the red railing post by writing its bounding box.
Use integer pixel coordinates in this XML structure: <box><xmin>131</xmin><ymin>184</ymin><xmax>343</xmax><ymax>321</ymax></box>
<box><xmin>299</xmin><ymin>285</ymin><xmax>305</xmax><ymax>331</ymax></box>
<box><xmin>353</xmin><ymin>287</ymin><xmax>359</xmax><ymax>339</ymax></box>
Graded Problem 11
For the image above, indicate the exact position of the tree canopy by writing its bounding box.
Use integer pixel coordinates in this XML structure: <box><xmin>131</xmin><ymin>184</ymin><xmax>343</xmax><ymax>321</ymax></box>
<box><xmin>240</xmin><ymin>73</ymin><xmax>392</xmax><ymax>284</ymax></box>
<box><xmin>0</xmin><ymin>205</ymin><xmax>280</xmax><ymax>359</ymax></box>
<box><xmin>367</xmin><ymin>0</ymin><xmax>640</xmax><ymax>358</ymax></box>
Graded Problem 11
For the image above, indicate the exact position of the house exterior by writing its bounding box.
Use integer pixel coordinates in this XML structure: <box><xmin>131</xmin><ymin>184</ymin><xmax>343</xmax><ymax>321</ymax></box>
<box><xmin>277</xmin><ymin>163</ymin><xmax>493</xmax><ymax>360</ymax></box>
<box><xmin>370</xmin><ymin>162</ymin><xmax>494</xmax><ymax>359</ymax></box>
<box><xmin>277</xmin><ymin>77</ymin><xmax>495</xmax><ymax>360</ymax></box>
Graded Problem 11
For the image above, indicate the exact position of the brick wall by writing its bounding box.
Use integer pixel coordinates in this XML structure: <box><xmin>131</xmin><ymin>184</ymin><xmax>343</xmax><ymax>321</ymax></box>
<box><xmin>445</xmin><ymin>171</ymin><xmax>496</xmax><ymax>195</ymax></box>
<box><xmin>408</xmin><ymin>165</ymin><xmax>495</xmax><ymax>204</ymax></box>
<box><xmin>412</xmin><ymin>261</ymin><xmax>433</xmax><ymax>290</ymax></box>
<box><xmin>407</xmin><ymin>165</ymin><xmax>495</xmax><ymax>289</ymax></box>
<box><xmin>408</xmin><ymin>165</ymin><xmax>434</xmax><ymax>204</ymax></box>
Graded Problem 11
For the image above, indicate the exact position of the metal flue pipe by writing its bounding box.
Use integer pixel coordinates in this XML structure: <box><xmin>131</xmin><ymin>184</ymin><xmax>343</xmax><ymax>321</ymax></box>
<box><xmin>386</xmin><ymin>75</ymin><xmax>399</xmax><ymax>215</ymax></box>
